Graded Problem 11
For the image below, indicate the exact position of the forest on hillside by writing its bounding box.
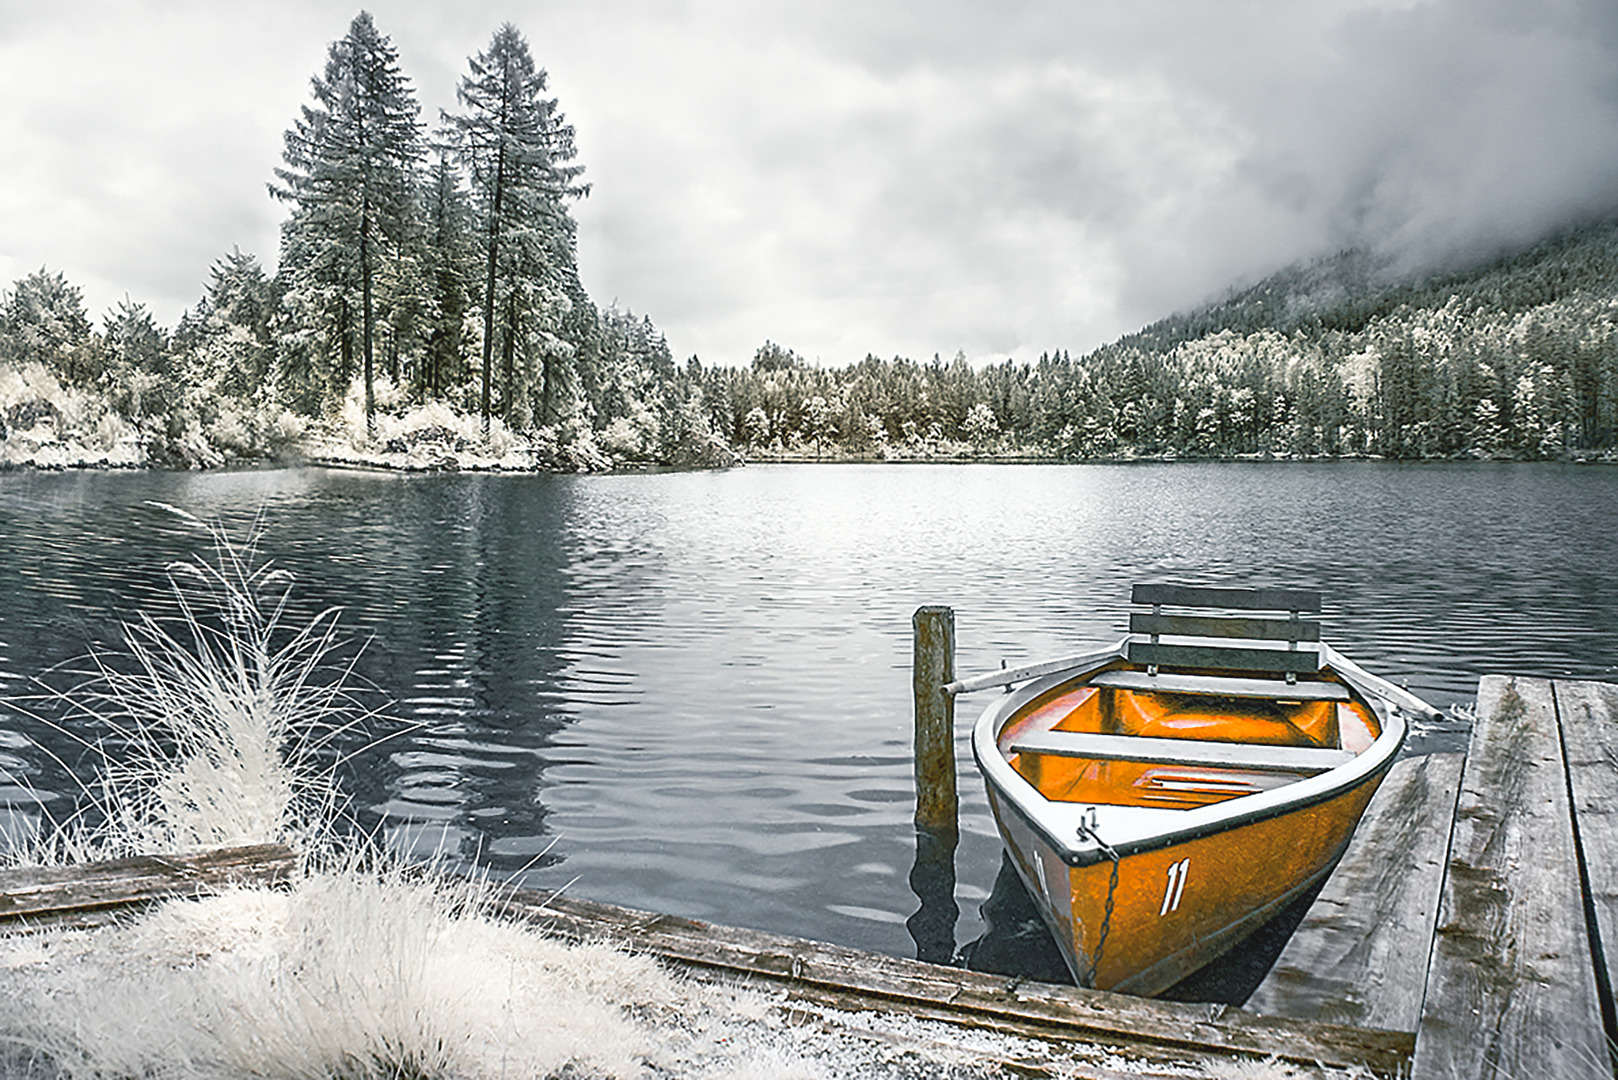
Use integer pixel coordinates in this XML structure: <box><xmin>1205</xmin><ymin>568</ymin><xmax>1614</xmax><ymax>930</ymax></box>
<box><xmin>2</xmin><ymin>12</ymin><xmax>1617</xmax><ymax>470</ymax></box>
<box><xmin>711</xmin><ymin>223</ymin><xmax>1618</xmax><ymax>463</ymax></box>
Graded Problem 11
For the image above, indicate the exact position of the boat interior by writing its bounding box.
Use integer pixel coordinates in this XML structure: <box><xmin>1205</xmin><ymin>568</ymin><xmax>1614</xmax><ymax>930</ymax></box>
<box><xmin>999</xmin><ymin>676</ymin><xmax>1381</xmax><ymax>810</ymax></box>
<box><xmin>997</xmin><ymin>585</ymin><xmax>1383</xmax><ymax>812</ymax></box>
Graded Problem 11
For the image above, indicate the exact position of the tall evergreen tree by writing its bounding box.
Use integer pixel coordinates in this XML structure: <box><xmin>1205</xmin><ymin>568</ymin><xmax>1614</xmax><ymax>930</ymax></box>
<box><xmin>176</xmin><ymin>249</ymin><xmax>277</xmax><ymax>402</ymax></box>
<box><xmin>271</xmin><ymin>11</ymin><xmax>423</xmax><ymax>431</ymax></box>
<box><xmin>103</xmin><ymin>298</ymin><xmax>166</xmax><ymax>375</ymax></box>
<box><xmin>419</xmin><ymin>146</ymin><xmax>475</xmax><ymax>401</ymax></box>
<box><xmin>0</xmin><ymin>269</ymin><xmax>94</xmax><ymax>385</ymax></box>
<box><xmin>102</xmin><ymin>298</ymin><xmax>171</xmax><ymax>424</ymax></box>
<box><xmin>446</xmin><ymin>23</ymin><xmax>587</xmax><ymax>431</ymax></box>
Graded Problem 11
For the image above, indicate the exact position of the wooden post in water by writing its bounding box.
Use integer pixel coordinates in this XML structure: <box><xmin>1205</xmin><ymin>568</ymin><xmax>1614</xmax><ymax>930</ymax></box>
<box><xmin>912</xmin><ymin>605</ymin><xmax>958</xmax><ymax>835</ymax></box>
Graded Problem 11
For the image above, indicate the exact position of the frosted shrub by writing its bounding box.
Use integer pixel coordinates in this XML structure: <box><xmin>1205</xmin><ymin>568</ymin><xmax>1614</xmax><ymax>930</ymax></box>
<box><xmin>19</xmin><ymin>512</ymin><xmax>368</xmax><ymax>860</ymax></box>
<box><xmin>0</xmin><ymin>867</ymin><xmax>677</xmax><ymax>1080</ymax></box>
<box><xmin>0</xmin><ymin>361</ymin><xmax>142</xmax><ymax>466</ymax></box>
<box><xmin>204</xmin><ymin>405</ymin><xmax>254</xmax><ymax>457</ymax></box>
<box><xmin>602</xmin><ymin>415</ymin><xmax>647</xmax><ymax>459</ymax></box>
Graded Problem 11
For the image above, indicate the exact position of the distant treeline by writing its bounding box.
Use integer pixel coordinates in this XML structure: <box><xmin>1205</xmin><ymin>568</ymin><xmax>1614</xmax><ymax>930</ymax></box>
<box><xmin>702</xmin><ymin>222</ymin><xmax>1618</xmax><ymax>462</ymax></box>
<box><xmin>2</xmin><ymin>12</ymin><xmax>1616</xmax><ymax>468</ymax></box>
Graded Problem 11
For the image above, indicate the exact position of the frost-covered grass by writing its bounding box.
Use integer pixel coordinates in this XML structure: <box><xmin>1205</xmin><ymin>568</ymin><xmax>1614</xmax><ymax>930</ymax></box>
<box><xmin>0</xmin><ymin>518</ymin><xmax>1348</xmax><ymax>1079</ymax></box>
<box><xmin>0</xmin><ymin>868</ymin><xmax>676</xmax><ymax>1080</ymax></box>
<box><xmin>9</xmin><ymin>510</ymin><xmax>367</xmax><ymax>863</ymax></box>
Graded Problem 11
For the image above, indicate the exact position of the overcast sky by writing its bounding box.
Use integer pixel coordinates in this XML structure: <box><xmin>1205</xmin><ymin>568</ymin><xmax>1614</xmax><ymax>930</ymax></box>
<box><xmin>2</xmin><ymin>0</ymin><xmax>1617</xmax><ymax>367</ymax></box>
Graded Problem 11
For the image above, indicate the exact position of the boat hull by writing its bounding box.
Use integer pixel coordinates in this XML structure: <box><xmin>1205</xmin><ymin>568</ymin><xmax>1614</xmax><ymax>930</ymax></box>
<box><xmin>986</xmin><ymin>768</ymin><xmax>1386</xmax><ymax>995</ymax></box>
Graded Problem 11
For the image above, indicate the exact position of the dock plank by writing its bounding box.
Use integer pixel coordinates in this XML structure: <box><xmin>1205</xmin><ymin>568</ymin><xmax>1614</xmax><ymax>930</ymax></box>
<box><xmin>1553</xmin><ymin>678</ymin><xmax>1618</xmax><ymax>1038</ymax></box>
<box><xmin>1245</xmin><ymin>751</ymin><xmax>1464</xmax><ymax>1032</ymax></box>
<box><xmin>1411</xmin><ymin>676</ymin><xmax>1610</xmax><ymax>1080</ymax></box>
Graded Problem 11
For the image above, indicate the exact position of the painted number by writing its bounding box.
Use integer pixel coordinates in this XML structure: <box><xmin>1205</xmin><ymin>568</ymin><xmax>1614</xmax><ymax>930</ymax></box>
<box><xmin>1159</xmin><ymin>858</ymin><xmax>1190</xmax><ymax>916</ymax></box>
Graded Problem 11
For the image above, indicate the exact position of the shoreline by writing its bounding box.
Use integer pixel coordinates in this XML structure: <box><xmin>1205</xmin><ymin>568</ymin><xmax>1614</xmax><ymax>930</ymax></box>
<box><xmin>4</xmin><ymin>450</ymin><xmax>1614</xmax><ymax>475</ymax></box>
<box><xmin>3</xmin><ymin>424</ymin><xmax>1616</xmax><ymax>477</ymax></box>
<box><xmin>3</xmin><ymin>453</ymin><xmax>1618</xmax><ymax>476</ymax></box>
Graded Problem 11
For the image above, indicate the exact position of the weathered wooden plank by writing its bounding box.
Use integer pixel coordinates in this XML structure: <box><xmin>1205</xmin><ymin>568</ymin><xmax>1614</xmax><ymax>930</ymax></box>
<box><xmin>1091</xmin><ymin>669</ymin><xmax>1350</xmax><ymax>702</ymax></box>
<box><xmin>1245</xmin><ymin>752</ymin><xmax>1464</xmax><ymax>1031</ymax></box>
<box><xmin>488</xmin><ymin>886</ymin><xmax>1413</xmax><ymax>1076</ymax></box>
<box><xmin>770</xmin><ymin>998</ymin><xmax>1238</xmax><ymax>1079</ymax></box>
<box><xmin>1126</xmin><ymin>640</ymin><xmax>1321</xmax><ymax>674</ymax></box>
<box><xmin>1552</xmin><ymin>678</ymin><xmax>1618</xmax><ymax>1043</ymax></box>
<box><xmin>0</xmin><ymin>843</ymin><xmax>298</xmax><ymax>927</ymax></box>
<box><xmin>1131</xmin><ymin>584</ymin><xmax>1321</xmax><ymax>613</ymax></box>
<box><xmin>1411</xmin><ymin>676</ymin><xmax>1609</xmax><ymax>1080</ymax></box>
<box><xmin>1130</xmin><ymin>612</ymin><xmax>1321</xmax><ymax>643</ymax></box>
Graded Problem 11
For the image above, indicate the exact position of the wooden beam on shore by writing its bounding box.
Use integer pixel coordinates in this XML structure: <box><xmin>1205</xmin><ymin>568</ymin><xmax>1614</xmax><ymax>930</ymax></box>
<box><xmin>491</xmin><ymin>886</ymin><xmax>1413</xmax><ymax>1077</ymax></box>
<box><xmin>1246</xmin><ymin>751</ymin><xmax>1464</xmax><ymax>1033</ymax></box>
<box><xmin>0</xmin><ymin>843</ymin><xmax>298</xmax><ymax>930</ymax></box>
<box><xmin>0</xmin><ymin>841</ymin><xmax>1407</xmax><ymax>1077</ymax></box>
<box><xmin>1411</xmin><ymin>676</ymin><xmax>1611</xmax><ymax>1080</ymax></box>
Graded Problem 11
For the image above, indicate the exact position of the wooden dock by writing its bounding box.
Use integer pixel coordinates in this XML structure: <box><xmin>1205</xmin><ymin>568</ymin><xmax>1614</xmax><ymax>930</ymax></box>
<box><xmin>3</xmin><ymin>676</ymin><xmax>1617</xmax><ymax>1078</ymax></box>
<box><xmin>1249</xmin><ymin>675</ymin><xmax>1618</xmax><ymax>1079</ymax></box>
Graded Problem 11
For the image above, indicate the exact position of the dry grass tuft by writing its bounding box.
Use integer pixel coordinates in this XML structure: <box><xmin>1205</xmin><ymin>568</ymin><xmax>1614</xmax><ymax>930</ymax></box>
<box><xmin>5</xmin><ymin>508</ymin><xmax>373</xmax><ymax>865</ymax></box>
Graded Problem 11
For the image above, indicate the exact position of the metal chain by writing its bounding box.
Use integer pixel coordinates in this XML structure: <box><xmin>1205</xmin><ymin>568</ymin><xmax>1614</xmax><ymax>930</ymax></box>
<box><xmin>1084</xmin><ymin>853</ymin><xmax>1121</xmax><ymax>988</ymax></box>
<box><xmin>1076</xmin><ymin>816</ymin><xmax>1122</xmax><ymax>989</ymax></box>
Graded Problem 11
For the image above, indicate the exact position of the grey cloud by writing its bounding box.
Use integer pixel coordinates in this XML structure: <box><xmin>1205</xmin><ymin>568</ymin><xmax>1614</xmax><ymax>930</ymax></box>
<box><xmin>5</xmin><ymin>0</ymin><xmax>1618</xmax><ymax>366</ymax></box>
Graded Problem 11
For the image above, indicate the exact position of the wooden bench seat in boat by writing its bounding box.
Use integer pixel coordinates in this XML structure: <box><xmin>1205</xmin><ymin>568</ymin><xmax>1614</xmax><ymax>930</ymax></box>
<box><xmin>1005</xmin><ymin>729</ymin><xmax>1354</xmax><ymax>774</ymax></box>
<box><xmin>1090</xmin><ymin>669</ymin><xmax>1352</xmax><ymax>703</ymax></box>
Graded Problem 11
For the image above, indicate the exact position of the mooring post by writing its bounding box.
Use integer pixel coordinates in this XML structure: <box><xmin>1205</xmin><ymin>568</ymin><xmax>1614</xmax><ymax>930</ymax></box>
<box><xmin>912</xmin><ymin>605</ymin><xmax>959</xmax><ymax>834</ymax></box>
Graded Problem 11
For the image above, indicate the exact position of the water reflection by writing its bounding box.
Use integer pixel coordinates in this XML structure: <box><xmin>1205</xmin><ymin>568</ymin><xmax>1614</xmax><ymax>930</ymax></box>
<box><xmin>906</xmin><ymin>825</ymin><xmax>959</xmax><ymax>965</ymax></box>
<box><xmin>0</xmin><ymin>462</ymin><xmax>1615</xmax><ymax>980</ymax></box>
<box><xmin>955</xmin><ymin>853</ymin><xmax>1075</xmax><ymax>985</ymax></box>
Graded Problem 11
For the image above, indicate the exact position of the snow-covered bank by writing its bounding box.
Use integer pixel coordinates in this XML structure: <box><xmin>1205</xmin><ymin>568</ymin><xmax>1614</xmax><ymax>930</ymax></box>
<box><xmin>0</xmin><ymin>362</ymin><xmax>743</xmax><ymax>474</ymax></box>
<box><xmin>0</xmin><ymin>362</ymin><xmax>144</xmax><ymax>470</ymax></box>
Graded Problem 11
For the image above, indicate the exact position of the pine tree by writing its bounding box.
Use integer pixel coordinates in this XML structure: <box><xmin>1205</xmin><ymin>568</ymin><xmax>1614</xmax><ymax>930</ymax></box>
<box><xmin>102</xmin><ymin>297</ymin><xmax>171</xmax><ymax>425</ymax></box>
<box><xmin>0</xmin><ymin>269</ymin><xmax>95</xmax><ymax>385</ymax></box>
<box><xmin>447</xmin><ymin>23</ymin><xmax>588</xmax><ymax>432</ymax></box>
<box><xmin>176</xmin><ymin>249</ymin><xmax>277</xmax><ymax>402</ymax></box>
<box><xmin>271</xmin><ymin>11</ymin><xmax>423</xmax><ymax>431</ymax></box>
<box><xmin>419</xmin><ymin>146</ymin><xmax>475</xmax><ymax>402</ymax></box>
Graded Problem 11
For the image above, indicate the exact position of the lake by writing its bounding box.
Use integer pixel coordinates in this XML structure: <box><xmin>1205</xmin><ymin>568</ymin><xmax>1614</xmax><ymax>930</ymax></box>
<box><xmin>0</xmin><ymin>461</ymin><xmax>1614</xmax><ymax>977</ymax></box>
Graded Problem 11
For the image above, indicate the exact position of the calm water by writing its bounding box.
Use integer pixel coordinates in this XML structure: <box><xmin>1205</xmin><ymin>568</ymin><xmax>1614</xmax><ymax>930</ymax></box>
<box><xmin>0</xmin><ymin>462</ymin><xmax>1615</xmax><ymax>970</ymax></box>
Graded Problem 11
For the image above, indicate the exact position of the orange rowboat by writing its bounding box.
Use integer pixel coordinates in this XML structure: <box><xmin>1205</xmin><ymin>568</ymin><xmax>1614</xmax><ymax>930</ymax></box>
<box><xmin>965</xmin><ymin>584</ymin><xmax>1439</xmax><ymax>996</ymax></box>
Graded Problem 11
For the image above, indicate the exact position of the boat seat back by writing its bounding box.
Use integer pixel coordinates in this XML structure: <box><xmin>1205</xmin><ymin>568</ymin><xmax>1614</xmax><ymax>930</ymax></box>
<box><xmin>1125</xmin><ymin>583</ymin><xmax>1324</xmax><ymax>683</ymax></box>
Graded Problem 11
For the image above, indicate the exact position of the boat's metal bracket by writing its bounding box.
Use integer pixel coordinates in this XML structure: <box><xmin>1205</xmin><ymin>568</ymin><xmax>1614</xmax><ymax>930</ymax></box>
<box><xmin>1077</xmin><ymin>806</ymin><xmax>1120</xmax><ymax>863</ymax></box>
